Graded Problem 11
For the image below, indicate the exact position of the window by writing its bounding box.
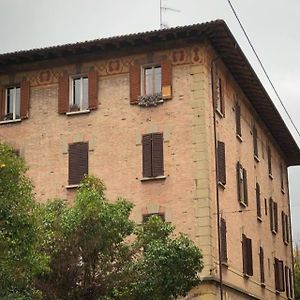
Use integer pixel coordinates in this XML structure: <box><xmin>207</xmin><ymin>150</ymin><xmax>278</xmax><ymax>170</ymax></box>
<box><xmin>143</xmin><ymin>212</ymin><xmax>165</xmax><ymax>223</ymax></box>
<box><xmin>142</xmin><ymin>133</ymin><xmax>164</xmax><ymax>178</ymax></box>
<box><xmin>70</xmin><ymin>76</ymin><xmax>88</xmax><ymax>111</ymax></box>
<box><xmin>68</xmin><ymin>142</ymin><xmax>88</xmax><ymax>186</ymax></box>
<box><xmin>253</xmin><ymin>124</ymin><xmax>258</xmax><ymax>160</ymax></box>
<box><xmin>281</xmin><ymin>211</ymin><xmax>289</xmax><ymax>245</ymax></box>
<box><xmin>267</xmin><ymin>145</ymin><xmax>272</xmax><ymax>177</ymax></box>
<box><xmin>259</xmin><ymin>247</ymin><xmax>265</xmax><ymax>285</ymax></box>
<box><xmin>269</xmin><ymin>198</ymin><xmax>278</xmax><ymax>234</ymax></box>
<box><xmin>256</xmin><ymin>183</ymin><xmax>262</xmax><ymax>220</ymax></box>
<box><xmin>143</xmin><ymin>66</ymin><xmax>162</xmax><ymax>96</ymax></box>
<box><xmin>235</xmin><ymin>102</ymin><xmax>242</xmax><ymax>138</ymax></box>
<box><xmin>280</xmin><ymin>163</ymin><xmax>285</xmax><ymax>192</ymax></box>
<box><xmin>274</xmin><ymin>258</ymin><xmax>284</xmax><ymax>292</ymax></box>
<box><xmin>285</xmin><ymin>266</ymin><xmax>293</xmax><ymax>298</ymax></box>
<box><xmin>242</xmin><ymin>234</ymin><xmax>253</xmax><ymax>276</ymax></box>
<box><xmin>220</xmin><ymin>218</ymin><xmax>228</xmax><ymax>264</ymax></box>
<box><xmin>236</xmin><ymin>162</ymin><xmax>248</xmax><ymax>206</ymax></box>
<box><xmin>215</xmin><ymin>78</ymin><xmax>224</xmax><ymax>115</ymax></box>
<box><xmin>217</xmin><ymin>141</ymin><xmax>226</xmax><ymax>186</ymax></box>
<box><xmin>58</xmin><ymin>70</ymin><xmax>98</xmax><ymax>114</ymax></box>
<box><xmin>4</xmin><ymin>87</ymin><xmax>20</xmax><ymax>121</ymax></box>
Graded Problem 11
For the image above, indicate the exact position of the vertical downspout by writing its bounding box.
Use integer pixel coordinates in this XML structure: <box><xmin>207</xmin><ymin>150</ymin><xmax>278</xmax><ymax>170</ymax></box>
<box><xmin>211</xmin><ymin>57</ymin><xmax>223</xmax><ymax>300</ymax></box>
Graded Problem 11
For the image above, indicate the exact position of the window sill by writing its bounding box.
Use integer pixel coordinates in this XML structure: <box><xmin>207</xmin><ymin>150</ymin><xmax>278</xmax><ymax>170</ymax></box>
<box><xmin>284</xmin><ymin>241</ymin><xmax>289</xmax><ymax>246</ymax></box>
<box><xmin>272</xmin><ymin>229</ymin><xmax>277</xmax><ymax>235</ymax></box>
<box><xmin>257</xmin><ymin>216</ymin><xmax>262</xmax><ymax>222</ymax></box>
<box><xmin>254</xmin><ymin>155</ymin><xmax>260</xmax><ymax>162</ymax></box>
<box><xmin>239</xmin><ymin>201</ymin><xmax>247</xmax><ymax>208</ymax></box>
<box><xmin>216</xmin><ymin>109</ymin><xmax>224</xmax><ymax>118</ymax></box>
<box><xmin>140</xmin><ymin>175</ymin><xmax>166</xmax><ymax>182</ymax></box>
<box><xmin>0</xmin><ymin>118</ymin><xmax>22</xmax><ymax>124</ymax></box>
<box><xmin>221</xmin><ymin>261</ymin><xmax>229</xmax><ymax>268</ymax></box>
<box><xmin>218</xmin><ymin>182</ymin><xmax>226</xmax><ymax>190</ymax></box>
<box><xmin>269</xmin><ymin>173</ymin><xmax>274</xmax><ymax>180</ymax></box>
<box><xmin>260</xmin><ymin>283</ymin><xmax>266</xmax><ymax>288</ymax></box>
<box><xmin>65</xmin><ymin>184</ymin><xmax>80</xmax><ymax>189</ymax></box>
<box><xmin>236</xmin><ymin>134</ymin><xmax>243</xmax><ymax>142</ymax></box>
<box><xmin>243</xmin><ymin>273</ymin><xmax>251</xmax><ymax>279</ymax></box>
<box><xmin>66</xmin><ymin>109</ymin><xmax>90</xmax><ymax>116</ymax></box>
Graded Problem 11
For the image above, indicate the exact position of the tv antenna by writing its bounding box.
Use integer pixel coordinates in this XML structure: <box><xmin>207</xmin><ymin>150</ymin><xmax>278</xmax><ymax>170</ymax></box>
<box><xmin>160</xmin><ymin>0</ymin><xmax>181</xmax><ymax>29</ymax></box>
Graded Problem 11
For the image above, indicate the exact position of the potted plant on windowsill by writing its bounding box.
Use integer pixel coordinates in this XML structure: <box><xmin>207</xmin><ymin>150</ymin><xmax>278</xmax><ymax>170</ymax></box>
<box><xmin>138</xmin><ymin>93</ymin><xmax>163</xmax><ymax>107</ymax></box>
<box><xmin>4</xmin><ymin>113</ymin><xmax>13</xmax><ymax>121</ymax></box>
<box><xmin>70</xmin><ymin>104</ymin><xmax>80</xmax><ymax>112</ymax></box>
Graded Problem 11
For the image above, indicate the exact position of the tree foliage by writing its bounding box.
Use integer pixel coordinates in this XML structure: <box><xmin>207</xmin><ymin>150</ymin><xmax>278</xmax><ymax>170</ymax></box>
<box><xmin>36</xmin><ymin>176</ymin><xmax>203</xmax><ymax>300</ymax></box>
<box><xmin>0</xmin><ymin>143</ymin><xmax>48</xmax><ymax>300</ymax></box>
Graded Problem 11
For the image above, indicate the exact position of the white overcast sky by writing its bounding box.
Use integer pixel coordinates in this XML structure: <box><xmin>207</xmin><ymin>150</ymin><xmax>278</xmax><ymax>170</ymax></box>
<box><xmin>0</xmin><ymin>0</ymin><xmax>299</xmax><ymax>240</ymax></box>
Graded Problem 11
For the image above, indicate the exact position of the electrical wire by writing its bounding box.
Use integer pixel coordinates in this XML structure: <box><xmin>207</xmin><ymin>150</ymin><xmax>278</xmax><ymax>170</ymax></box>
<box><xmin>226</xmin><ymin>0</ymin><xmax>300</xmax><ymax>138</ymax></box>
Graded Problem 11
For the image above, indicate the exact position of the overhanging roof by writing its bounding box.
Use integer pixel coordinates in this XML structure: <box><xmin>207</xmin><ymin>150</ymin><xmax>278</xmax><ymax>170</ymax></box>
<box><xmin>0</xmin><ymin>20</ymin><xmax>299</xmax><ymax>165</ymax></box>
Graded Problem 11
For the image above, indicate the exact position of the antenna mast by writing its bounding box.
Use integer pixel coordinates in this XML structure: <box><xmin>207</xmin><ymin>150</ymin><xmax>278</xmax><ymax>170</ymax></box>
<box><xmin>160</xmin><ymin>0</ymin><xmax>180</xmax><ymax>29</ymax></box>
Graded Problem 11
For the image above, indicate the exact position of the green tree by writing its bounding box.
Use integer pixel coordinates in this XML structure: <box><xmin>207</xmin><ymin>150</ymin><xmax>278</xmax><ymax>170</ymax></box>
<box><xmin>36</xmin><ymin>176</ymin><xmax>203</xmax><ymax>300</ymax></box>
<box><xmin>0</xmin><ymin>143</ymin><xmax>48</xmax><ymax>300</ymax></box>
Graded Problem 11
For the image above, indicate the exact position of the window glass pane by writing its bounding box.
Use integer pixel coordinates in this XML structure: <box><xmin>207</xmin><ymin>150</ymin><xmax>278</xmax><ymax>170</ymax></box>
<box><xmin>7</xmin><ymin>88</ymin><xmax>14</xmax><ymax>114</ymax></box>
<box><xmin>15</xmin><ymin>87</ymin><xmax>20</xmax><ymax>118</ymax></box>
<box><xmin>82</xmin><ymin>77</ymin><xmax>88</xmax><ymax>110</ymax></box>
<box><xmin>154</xmin><ymin>66</ymin><xmax>161</xmax><ymax>94</ymax></box>
<box><xmin>145</xmin><ymin>67</ymin><xmax>153</xmax><ymax>95</ymax></box>
<box><xmin>73</xmin><ymin>78</ymin><xmax>81</xmax><ymax>107</ymax></box>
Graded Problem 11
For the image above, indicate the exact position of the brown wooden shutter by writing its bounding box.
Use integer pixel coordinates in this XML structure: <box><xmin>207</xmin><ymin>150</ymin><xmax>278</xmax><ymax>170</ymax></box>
<box><xmin>235</xmin><ymin>102</ymin><xmax>241</xmax><ymax>136</ymax></box>
<box><xmin>20</xmin><ymin>79</ymin><xmax>30</xmax><ymax>119</ymax></box>
<box><xmin>269</xmin><ymin>198</ymin><xmax>274</xmax><ymax>232</ymax></box>
<box><xmin>58</xmin><ymin>72</ymin><xmax>69</xmax><ymax>114</ymax></box>
<box><xmin>285</xmin><ymin>266</ymin><xmax>290</xmax><ymax>298</ymax></box>
<box><xmin>161</xmin><ymin>60</ymin><xmax>172</xmax><ymax>100</ymax></box>
<box><xmin>237</xmin><ymin>162</ymin><xmax>241</xmax><ymax>202</ymax></box>
<box><xmin>274</xmin><ymin>202</ymin><xmax>278</xmax><ymax>233</ymax></box>
<box><xmin>142</xmin><ymin>134</ymin><xmax>152</xmax><ymax>178</ymax></box>
<box><xmin>217</xmin><ymin>141</ymin><xmax>226</xmax><ymax>185</ymax></box>
<box><xmin>0</xmin><ymin>86</ymin><xmax>4</xmax><ymax>120</ymax></box>
<box><xmin>253</xmin><ymin>124</ymin><xmax>258</xmax><ymax>157</ymax></box>
<box><xmin>88</xmin><ymin>69</ymin><xmax>98</xmax><ymax>110</ymax></box>
<box><xmin>282</xmin><ymin>211</ymin><xmax>286</xmax><ymax>243</ymax></box>
<box><xmin>267</xmin><ymin>145</ymin><xmax>272</xmax><ymax>175</ymax></box>
<box><xmin>68</xmin><ymin>142</ymin><xmax>88</xmax><ymax>185</ymax></box>
<box><xmin>129</xmin><ymin>64</ymin><xmax>140</xmax><ymax>104</ymax></box>
<box><xmin>256</xmin><ymin>183</ymin><xmax>261</xmax><ymax>218</ymax></box>
<box><xmin>220</xmin><ymin>78</ymin><xmax>225</xmax><ymax>116</ymax></box>
<box><xmin>286</xmin><ymin>214</ymin><xmax>289</xmax><ymax>243</ymax></box>
<box><xmin>243</xmin><ymin>168</ymin><xmax>248</xmax><ymax>205</ymax></box>
<box><xmin>259</xmin><ymin>247</ymin><xmax>265</xmax><ymax>284</ymax></box>
<box><xmin>212</xmin><ymin>64</ymin><xmax>218</xmax><ymax>110</ymax></box>
<box><xmin>246</xmin><ymin>237</ymin><xmax>253</xmax><ymax>276</ymax></box>
<box><xmin>278</xmin><ymin>260</ymin><xmax>285</xmax><ymax>291</ymax></box>
<box><xmin>220</xmin><ymin>218</ymin><xmax>227</xmax><ymax>263</ymax></box>
<box><xmin>242</xmin><ymin>234</ymin><xmax>247</xmax><ymax>274</ymax></box>
<box><xmin>152</xmin><ymin>133</ymin><xmax>164</xmax><ymax>177</ymax></box>
<box><xmin>275</xmin><ymin>258</ymin><xmax>279</xmax><ymax>290</ymax></box>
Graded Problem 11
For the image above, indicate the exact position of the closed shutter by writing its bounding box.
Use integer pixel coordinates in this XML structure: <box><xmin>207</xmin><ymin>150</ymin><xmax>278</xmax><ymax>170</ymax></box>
<box><xmin>20</xmin><ymin>79</ymin><xmax>30</xmax><ymax>119</ymax></box>
<box><xmin>246</xmin><ymin>237</ymin><xmax>253</xmax><ymax>276</ymax></box>
<box><xmin>142</xmin><ymin>134</ymin><xmax>152</xmax><ymax>178</ymax></box>
<box><xmin>282</xmin><ymin>211</ymin><xmax>286</xmax><ymax>243</ymax></box>
<box><xmin>129</xmin><ymin>64</ymin><xmax>141</xmax><ymax>104</ymax></box>
<box><xmin>259</xmin><ymin>247</ymin><xmax>265</xmax><ymax>284</ymax></box>
<box><xmin>256</xmin><ymin>183</ymin><xmax>261</xmax><ymax>218</ymax></box>
<box><xmin>270</xmin><ymin>198</ymin><xmax>274</xmax><ymax>232</ymax></box>
<box><xmin>274</xmin><ymin>202</ymin><xmax>278</xmax><ymax>233</ymax></box>
<box><xmin>235</xmin><ymin>102</ymin><xmax>241</xmax><ymax>136</ymax></box>
<box><xmin>68</xmin><ymin>142</ymin><xmax>88</xmax><ymax>185</ymax></box>
<box><xmin>88</xmin><ymin>69</ymin><xmax>98</xmax><ymax>110</ymax></box>
<box><xmin>0</xmin><ymin>86</ymin><xmax>4</xmax><ymax>120</ymax></box>
<box><xmin>217</xmin><ymin>141</ymin><xmax>226</xmax><ymax>185</ymax></box>
<box><xmin>220</xmin><ymin>218</ymin><xmax>227</xmax><ymax>263</ymax></box>
<box><xmin>161</xmin><ymin>60</ymin><xmax>172</xmax><ymax>100</ymax></box>
<box><xmin>243</xmin><ymin>168</ymin><xmax>248</xmax><ymax>205</ymax></box>
<box><xmin>58</xmin><ymin>72</ymin><xmax>69</xmax><ymax>114</ymax></box>
<box><xmin>152</xmin><ymin>133</ymin><xmax>164</xmax><ymax>177</ymax></box>
<box><xmin>253</xmin><ymin>124</ymin><xmax>258</xmax><ymax>157</ymax></box>
<box><xmin>237</xmin><ymin>162</ymin><xmax>241</xmax><ymax>202</ymax></box>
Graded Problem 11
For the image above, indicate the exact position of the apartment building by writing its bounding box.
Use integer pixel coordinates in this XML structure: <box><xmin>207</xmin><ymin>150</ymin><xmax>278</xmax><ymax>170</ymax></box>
<box><xmin>0</xmin><ymin>20</ymin><xmax>299</xmax><ymax>299</ymax></box>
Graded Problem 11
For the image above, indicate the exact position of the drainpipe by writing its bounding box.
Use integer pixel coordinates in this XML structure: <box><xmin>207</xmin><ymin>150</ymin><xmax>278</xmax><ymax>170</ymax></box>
<box><xmin>211</xmin><ymin>56</ymin><xmax>223</xmax><ymax>300</ymax></box>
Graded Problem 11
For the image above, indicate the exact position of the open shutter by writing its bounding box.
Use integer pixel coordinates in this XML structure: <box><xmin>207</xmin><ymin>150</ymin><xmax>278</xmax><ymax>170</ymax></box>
<box><xmin>88</xmin><ymin>69</ymin><xmax>98</xmax><ymax>110</ymax></box>
<box><xmin>212</xmin><ymin>64</ymin><xmax>218</xmax><ymax>110</ymax></box>
<box><xmin>267</xmin><ymin>145</ymin><xmax>272</xmax><ymax>175</ymax></box>
<box><xmin>253</xmin><ymin>124</ymin><xmax>258</xmax><ymax>157</ymax></box>
<box><xmin>142</xmin><ymin>134</ymin><xmax>152</xmax><ymax>178</ymax></box>
<box><xmin>247</xmin><ymin>237</ymin><xmax>253</xmax><ymax>276</ymax></box>
<box><xmin>237</xmin><ymin>162</ymin><xmax>241</xmax><ymax>202</ymax></box>
<box><xmin>256</xmin><ymin>183</ymin><xmax>261</xmax><ymax>218</ymax></box>
<box><xmin>220</xmin><ymin>218</ymin><xmax>227</xmax><ymax>263</ymax></box>
<box><xmin>285</xmin><ymin>266</ymin><xmax>290</xmax><ymax>298</ymax></box>
<box><xmin>242</xmin><ymin>234</ymin><xmax>247</xmax><ymax>274</ymax></box>
<box><xmin>220</xmin><ymin>78</ymin><xmax>225</xmax><ymax>115</ymax></box>
<box><xmin>152</xmin><ymin>133</ymin><xmax>164</xmax><ymax>177</ymax></box>
<box><xmin>68</xmin><ymin>142</ymin><xmax>88</xmax><ymax>185</ymax></box>
<box><xmin>282</xmin><ymin>211</ymin><xmax>286</xmax><ymax>243</ymax></box>
<box><xmin>286</xmin><ymin>214</ymin><xmax>289</xmax><ymax>243</ymax></box>
<box><xmin>58</xmin><ymin>72</ymin><xmax>69</xmax><ymax>114</ymax></box>
<box><xmin>243</xmin><ymin>168</ymin><xmax>248</xmax><ymax>205</ymax></box>
<box><xmin>20</xmin><ymin>79</ymin><xmax>30</xmax><ymax>119</ymax></box>
<box><xmin>217</xmin><ymin>141</ymin><xmax>226</xmax><ymax>185</ymax></box>
<box><xmin>0</xmin><ymin>86</ymin><xmax>4</xmax><ymax>120</ymax></box>
<box><xmin>278</xmin><ymin>260</ymin><xmax>285</xmax><ymax>291</ymax></box>
<box><xmin>161</xmin><ymin>60</ymin><xmax>172</xmax><ymax>100</ymax></box>
<box><xmin>274</xmin><ymin>202</ymin><xmax>278</xmax><ymax>233</ymax></box>
<box><xmin>235</xmin><ymin>102</ymin><xmax>241</xmax><ymax>136</ymax></box>
<box><xmin>270</xmin><ymin>198</ymin><xmax>274</xmax><ymax>232</ymax></box>
<box><xmin>259</xmin><ymin>247</ymin><xmax>265</xmax><ymax>284</ymax></box>
<box><xmin>129</xmin><ymin>64</ymin><xmax>140</xmax><ymax>104</ymax></box>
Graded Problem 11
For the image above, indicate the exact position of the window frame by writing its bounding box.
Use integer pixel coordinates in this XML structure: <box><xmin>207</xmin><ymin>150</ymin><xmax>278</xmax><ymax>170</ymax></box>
<box><xmin>141</xmin><ymin>64</ymin><xmax>162</xmax><ymax>97</ymax></box>
<box><xmin>256</xmin><ymin>182</ymin><xmax>262</xmax><ymax>221</ymax></box>
<box><xmin>269</xmin><ymin>198</ymin><xmax>278</xmax><ymax>234</ymax></box>
<box><xmin>237</xmin><ymin>162</ymin><xmax>248</xmax><ymax>206</ymax></box>
<box><xmin>220</xmin><ymin>218</ymin><xmax>228</xmax><ymax>265</ymax></box>
<box><xmin>274</xmin><ymin>258</ymin><xmax>285</xmax><ymax>292</ymax></box>
<box><xmin>216</xmin><ymin>77</ymin><xmax>224</xmax><ymax>116</ymax></box>
<box><xmin>69</xmin><ymin>74</ymin><xmax>89</xmax><ymax>112</ymax></box>
<box><xmin>4</xmin><ymin>86</ymin><xmax>21</xmax><ymax>121</ymax></box>
<box><xmin>242</xmin><ymin>234</ymin><xmax>253</xmax><ymax>277</ymax></box>
<box><xmin>235</xmin><ymin>101</ymin><xmax>242</xmax><ymax>140</ymax></box>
